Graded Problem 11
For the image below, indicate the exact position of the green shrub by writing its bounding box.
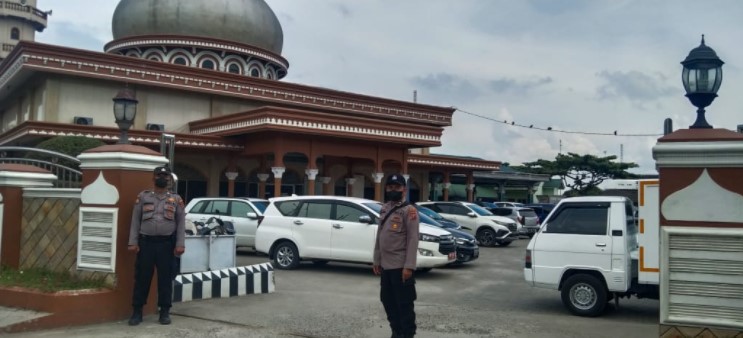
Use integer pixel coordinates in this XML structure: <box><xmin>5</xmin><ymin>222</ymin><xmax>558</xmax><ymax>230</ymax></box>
<box><xmin>25</xmin><ymin>136</ymin><xmax>104</xmax><ymax>170</ymax></box>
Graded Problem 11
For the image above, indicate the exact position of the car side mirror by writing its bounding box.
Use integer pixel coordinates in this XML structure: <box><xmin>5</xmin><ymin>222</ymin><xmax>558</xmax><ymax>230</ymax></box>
<box><xmin>467</xmin><ymin>212</ymin><xmax>477</xmax><ymax>218</ymax></box>
<box><xmin>359</xmin><ymin>215</ymin><xmax>373</xmax><ymax>224</ymax></box>
<box><xmin>246</xmin><ymin>212</ymin><xmax>258</xmax><ymax>219</ymax></box>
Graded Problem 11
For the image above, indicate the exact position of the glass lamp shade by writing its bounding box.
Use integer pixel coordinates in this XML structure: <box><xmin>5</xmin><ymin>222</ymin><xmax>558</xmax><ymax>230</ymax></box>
<box><xmin>680</xmin><ymin>35</ymin><xmax>724</xmax><ymax>95</ymax></box>
<box><xmin>682</xmin><ymin>65</ymin><xmax>722</xmax><ymax>94</ymax></box>
<box><xmin>112</xmin><ymin>89</ymin><xmax>138</xmax><ymax>123</ymax></box>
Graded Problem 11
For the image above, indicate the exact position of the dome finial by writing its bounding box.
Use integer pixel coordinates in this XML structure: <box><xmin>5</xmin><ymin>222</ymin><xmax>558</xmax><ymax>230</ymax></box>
<box><xmin>701</xmin><ymin>34</ymin><xmax>705</xmax><ymax>46</ymax></box>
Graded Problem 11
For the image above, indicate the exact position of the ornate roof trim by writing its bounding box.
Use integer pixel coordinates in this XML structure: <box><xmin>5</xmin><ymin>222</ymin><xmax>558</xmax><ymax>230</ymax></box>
<box><xmin>0</xmin><ymin>122</ymin><xmax>244</xmax><ymax>150</ymax></box>
<box><xmin>408</xmin><ymin>154</ymin><xmax>502</xmax><ymax>171</ymax></box>
<box><xmin>189</xmin><ymin>106</ymin><xmax>442</xmax><ymax>146</ymax></box>
<box><xmin>104</xmin><ymin>35</ymin><xmax>290</xmax><ymax>69</ymax></box>
<box><xmin>1</xmin><ymin>42</ymin><xmax>454</xmax><ymax>127</ymax></box>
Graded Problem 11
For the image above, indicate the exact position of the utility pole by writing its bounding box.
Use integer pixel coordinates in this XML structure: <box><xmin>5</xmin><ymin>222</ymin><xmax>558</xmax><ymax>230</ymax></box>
<box><xmin>413</xmin><ymin>90</ymin><xmax>417</xmax><ymax>103</ymax></box>
<box><xmin>620</xmin><ymin>144</ymin><xmax>624</xmax><ymax>163</ymax></box>
<box><xmin>559</xmin><ymin>139</ymin><xmax>562</xmax><ymax>154</ymax></box>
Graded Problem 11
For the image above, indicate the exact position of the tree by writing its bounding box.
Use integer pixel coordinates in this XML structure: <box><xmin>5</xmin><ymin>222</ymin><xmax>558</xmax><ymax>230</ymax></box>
<box><xmin>514</xmin><ymin>153</ymin><xmax>638</xmax><ymax>196</ymax></box>
<box><xmin>26</xmin><ymin>136</ymin><xmax>105</xmax><ymax>170</ymax></box>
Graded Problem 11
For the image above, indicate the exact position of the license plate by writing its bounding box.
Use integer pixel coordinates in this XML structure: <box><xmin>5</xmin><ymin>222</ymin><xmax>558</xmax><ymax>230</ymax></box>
<box><xmin>448</xmin><ymin>252</ymin><xmax>456</xmax><ymax>260</ymax></box>
<box><xmin>473</xmin><ymin>249</ymin><xmax>479</xmax><ymax>258</ymax></box>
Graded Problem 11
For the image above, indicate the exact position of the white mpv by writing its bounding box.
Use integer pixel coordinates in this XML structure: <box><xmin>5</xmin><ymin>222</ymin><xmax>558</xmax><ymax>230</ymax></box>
<box><xmin>255</xmin><ymin>196</ymin><xmax>456</xmax><ymax>270</ymax></box>
<box><xmin>417</xmin><ymin>201</ymin><xmax>519</xmax><ymax>247</ymax></box>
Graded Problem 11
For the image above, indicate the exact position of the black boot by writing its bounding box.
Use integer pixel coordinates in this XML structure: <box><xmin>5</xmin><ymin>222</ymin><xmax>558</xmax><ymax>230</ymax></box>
<box><xmin>128</xmin><ymin>307</ymin><xmax>143</xmax><ymax>326</ymax></box>
<box><xmin>158</xmin><ymin>307</ymin><xmax>171</xmax><ymax>325</ymax></box>
<box><xmin>391</xmin><ymin>331</ymin><xmax>403</xmax><ymax>338</ymax></box>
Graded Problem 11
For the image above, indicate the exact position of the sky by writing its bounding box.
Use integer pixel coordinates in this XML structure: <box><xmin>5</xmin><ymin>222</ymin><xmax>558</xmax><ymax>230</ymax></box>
<box><xmin>35</xmin><ymin>0</ymin><xmax>743</xmax><ymax>174</ymax></box>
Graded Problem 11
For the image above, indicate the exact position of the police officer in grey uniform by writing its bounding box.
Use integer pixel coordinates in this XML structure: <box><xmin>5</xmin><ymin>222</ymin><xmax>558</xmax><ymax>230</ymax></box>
<box><xmin>127</xmin><ymin>166</ymin><xmax>186</xmax><ymax>326</ymax></box>
<box><xmin>373</xmin><ymin>174</ymin><xmax>420</xmax><ymax>338</ymax></box>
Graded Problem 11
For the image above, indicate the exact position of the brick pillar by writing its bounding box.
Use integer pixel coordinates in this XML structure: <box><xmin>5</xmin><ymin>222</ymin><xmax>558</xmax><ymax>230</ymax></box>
<box><xmin>73</xmin><ymin>144</ymin><xmax>169</xmax><ymax>321</ymax></box>
<box><xmin>653</xmin><ymin>129</ymin><xmax>743</xmax><ymax>337</ymax></box>
<box><xmin>257</xmin><ymin>173</ymin><xmax>269</xmax><ymax>199</ymax></box>
<box><xmin>345</xmin><ymin>178</ymin><xmax>356</xmax><ymax>197</ymax></box>
<box><xmin>305</xmin><ymin>169</ymin><xmax>318</xmax><ymax>195</ymax></box>
<box><xmin>320</xmin><ymin>176</ymin><xmax>332</xmax><ymax>195</ymax></box>
<box><xmin>0</xmin><ymin>164</ymin><xmax>56</xmax><ymax>268</ymax></box>
<box><xmin>271</xmin><ymin>167</ymin><xmax>285</xmax><ymax>198</ymax></box>
<box><xmin>443</xmin><ymin>173</ymin><xmax>450</xmax><ymax>201</ymax></box>
<box><xmin>373</xmin><ymin>172</ymin><xmax>384</xmax><ymax>202</ymax></box>
<box><xmin>225</xmin><ymin>171</ymin><xmax>238</xmax><ymax>197</ymax></box>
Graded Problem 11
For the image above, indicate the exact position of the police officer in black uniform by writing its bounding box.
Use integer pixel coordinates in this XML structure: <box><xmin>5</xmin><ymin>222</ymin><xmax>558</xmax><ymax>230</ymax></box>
<box><xmin>127</xmin><ymin>166</ymin><xmax>186</xmax><ymax>326</ymax></box>
<box><xmin>373</xmin><ymin>174</ymin><xmax>420</xmax><ymax>338</ymax></box>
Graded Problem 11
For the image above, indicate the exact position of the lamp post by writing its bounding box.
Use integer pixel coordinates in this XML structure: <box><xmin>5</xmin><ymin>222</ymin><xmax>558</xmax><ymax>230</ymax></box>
<box><xmin>112</xmin><ymin>88</ymin><xmax>138</xmax><ymax>144</ymax></box>
<box><xmin>681</xmin><ymin>35</ymin><xmax>724</xmax><ymax>129</ymax></box>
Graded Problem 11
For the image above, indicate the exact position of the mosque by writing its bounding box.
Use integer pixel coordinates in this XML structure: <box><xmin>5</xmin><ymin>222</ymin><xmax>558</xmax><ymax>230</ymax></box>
<box><xmin>0</xmin><ymin>0</ymin><xmax>552</xmax><ymax>202</ymax></box>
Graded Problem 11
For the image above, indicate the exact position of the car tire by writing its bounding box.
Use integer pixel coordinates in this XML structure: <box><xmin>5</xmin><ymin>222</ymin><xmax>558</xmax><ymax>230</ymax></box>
<box><xmin>476</xmin><ymin>228</ymin><xmax>497</xmax><ymax>247</ymax></box>
<box><xmin>273</xmin><ymin>242</ymin><xmax>300</xmax><ymax>270</ymax></box>
<box><xmin>561</xmin><ymin>274</ymin><xmax>608</xmax><ymax>317</ymax></box>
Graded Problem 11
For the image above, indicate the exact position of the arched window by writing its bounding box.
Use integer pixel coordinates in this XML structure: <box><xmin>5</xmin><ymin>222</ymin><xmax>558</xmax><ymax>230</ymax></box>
<box><xmin>227</xmin><ymin>63</ymin><xmax>241</xmax><ymax>74</ymax></box>
<box><xmin>173</xmin><ymin>57</ymin><xmax>188</xmax><ymax>66</ymax></box>
<box><xmin>266</xmin><ymin>70</ymin><xmax>274</xmax><ymax>80</ymax></box>
<box><xmin>201</xmin><ymin>59</ymin><xmax>216</xmax><ymax>70</ymax></box>
<box><xmin>249</xmin><ymin>68</ymin><xmax>261</xmax><ymax>77</ymax></box>
<box><xmin>10</xmin><ymin>27</ymin><xmax>19</xmax><ymax>40</ymax></box>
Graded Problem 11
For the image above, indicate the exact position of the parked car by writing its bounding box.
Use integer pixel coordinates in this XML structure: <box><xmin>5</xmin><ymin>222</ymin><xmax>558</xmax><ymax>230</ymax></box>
<box><xmin>184</xmin><ymin>197</ymin><xmax>269</xmax><ymax>249</ymax></box>
<box><xmin>416</xmin><ymin>201</ymin><xmax>518</xmax><ymax>247</ymax></box>
<box><xmin>414</xmin><ymin>205</ymin><xmax>478</xmax><ymax>263</ymax></box>
<box><xmin>523</xmin><ymin>203</ymin><xmax>557</xmax><ymax>224</ymax></box>
<box><xmin>490</xmin><ymin>207</ymin><xmax>540</xmax><ymax>237</ymax></box>
<box><xmin>414</xmin><ymin>204</ymin><xmax>460</xmax><ymax>229</ymax></box>
<box><xmin>255</xmin><ymin>196</ymin><xmax>457</xmax><ymax>270</ymax></box>
<box><xmin>493</xmin><ymin>202</ymin><xmax>524</xmax><ymax>208</ymax></box>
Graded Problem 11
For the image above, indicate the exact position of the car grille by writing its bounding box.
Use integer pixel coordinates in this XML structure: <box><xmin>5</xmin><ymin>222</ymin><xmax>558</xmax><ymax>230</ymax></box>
<box><xmin>438</xmin><ymin>235</ymin><xmax>456</xmax><ymax>255</ymax></box>
<box><xmin>507</xmin><ymin>224</ymin><xmax>518</xmax><ymax>232</ymax></box>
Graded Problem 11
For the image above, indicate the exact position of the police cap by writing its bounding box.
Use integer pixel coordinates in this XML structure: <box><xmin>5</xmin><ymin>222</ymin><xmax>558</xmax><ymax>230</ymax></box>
<box><xmin>153</xmin><ymin>166</ymin><xmax>172</xmax><ymax>175</ymax></box>
<box><xmin>385</xmin><ymin>173</ymin><xmax>406</xmax><ymax>186</ymax></box>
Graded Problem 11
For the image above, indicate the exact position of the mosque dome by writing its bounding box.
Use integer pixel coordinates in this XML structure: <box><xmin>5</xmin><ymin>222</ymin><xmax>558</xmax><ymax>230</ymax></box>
<box><xmin>106</xmin><ymin>0</ymin><xmax>288</xmax><ymax>80</ymax></box>
<box><xmin>111</xmin><ymin>0</ymin><xmax>283</xmax><ymax>54</ymax></box>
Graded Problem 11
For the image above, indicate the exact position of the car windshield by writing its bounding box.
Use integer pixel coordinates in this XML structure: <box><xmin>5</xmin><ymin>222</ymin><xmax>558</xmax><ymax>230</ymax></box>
<box><xmin>467</xmin><ymin>203</ymin><xmax>493</xmax><ymax>216</ymax></box>
<box><xmin>362</xmin><ymin>202</ymin><xmax>382</xmax><ymax>214</ymax></box>
<box><xmin>251</xmin><ymin>201</ymin><xmax>269</xmax><ymax>213</ymax></box>
<box><xmin>416</xmin><ymin>206</ymin><xmax>444</xmax><ymax>220</ymax></box>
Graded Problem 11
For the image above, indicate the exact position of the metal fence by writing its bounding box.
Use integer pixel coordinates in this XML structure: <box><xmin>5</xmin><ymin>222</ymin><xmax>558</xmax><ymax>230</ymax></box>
<box><xmin>0</xmin><ymin>147</ymin><xmax>82</xmax><ymax>188</ymax></box>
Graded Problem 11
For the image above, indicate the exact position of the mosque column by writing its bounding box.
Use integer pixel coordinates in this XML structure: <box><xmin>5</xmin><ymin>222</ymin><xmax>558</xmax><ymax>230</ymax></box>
<box><xmin>320</xmin><ymin>176</ymin><xmax>332</xmax><ymax>195</ymax></box>
<box><xmin>345</xmin><ymin>178</ymin><xmax>356</xmax><ymax>197</ymax></box>
<box><xmin>373</xmin><ymin>172</ymin><xmax>384</xmax><ymax>202</ymax></box>
<box><xmin>443</xmin><ymin>172</ymin><xmax>451</xmax><ymax>201</ymax></box>
<box><xmin>225</xmin><ymin>171</ymin><xmax>238</xmax><ymax>197</ymax></box>
<box><xmin>466</xmin><ymin>172</ymin><xmax>475</xmax><ymax>202</ymax></box>
<box><xmin>272</xmin><ymin>167</ymin><xmax>285</xmax><ymax>198</ymax></box>
<box><xmin>257</xmin><ymin>173</ymin><xmax>269</xmax><ymax>199</ymax></box>
<box><xmin>305</xmin><ymin>169</ymin><xmax>319</xmax><ymax>196</ymax></box>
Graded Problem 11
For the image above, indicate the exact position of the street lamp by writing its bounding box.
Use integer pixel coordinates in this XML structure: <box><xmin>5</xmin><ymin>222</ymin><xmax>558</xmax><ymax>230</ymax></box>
<box><xmin>112</xmin><ymin>88</ymin><xmax>138</xmax><ymax>144</ymax></box>
<box><xmin>681</xmin><ymin>35</ymin><xmax>724</xmax><ymax>129</ymax></box>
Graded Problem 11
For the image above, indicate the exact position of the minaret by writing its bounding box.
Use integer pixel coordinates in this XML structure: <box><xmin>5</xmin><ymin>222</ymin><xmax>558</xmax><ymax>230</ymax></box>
<box><xmin>0</xmin><ymin>0</ymin><xmax>48</xmax><ymax>60</ymax></box>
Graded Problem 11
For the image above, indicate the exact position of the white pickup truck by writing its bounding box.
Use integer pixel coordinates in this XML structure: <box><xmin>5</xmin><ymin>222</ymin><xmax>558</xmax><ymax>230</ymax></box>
<box><xmin>524</xmin><ymin>181</ymin><xmax>661</xmax><ymax>316</ymax></box>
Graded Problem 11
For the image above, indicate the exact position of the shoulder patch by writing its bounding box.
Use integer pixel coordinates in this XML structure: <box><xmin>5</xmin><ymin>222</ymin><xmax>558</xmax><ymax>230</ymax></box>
<box><xmin>408</xmin><ymin>207</ymin><xmax>418</xmax><ymax>221</ymax></box>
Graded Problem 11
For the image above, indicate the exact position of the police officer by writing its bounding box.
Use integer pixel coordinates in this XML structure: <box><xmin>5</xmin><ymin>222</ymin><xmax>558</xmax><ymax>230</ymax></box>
<box><xmin>373</xmin><ymin>173</ymin><xmax>419</xmax><ymax>338</ymax></box>
<box><xmin>127</xmin><ymin>166</ymin><xmax>186</xmax><ymax>326</ymax></box>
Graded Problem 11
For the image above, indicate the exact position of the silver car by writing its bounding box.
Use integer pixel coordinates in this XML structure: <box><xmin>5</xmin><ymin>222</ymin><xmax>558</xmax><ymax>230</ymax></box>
<box><xmin>490</xmin><ymin>207</ymin><xmax>539</xmax><ymax>237</ymax></box>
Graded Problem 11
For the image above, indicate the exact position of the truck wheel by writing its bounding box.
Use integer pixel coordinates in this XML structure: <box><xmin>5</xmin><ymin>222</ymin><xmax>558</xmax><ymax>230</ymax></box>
<box><xmin>476</xmin><ymin>228</ymin><xmax>496</xmax><ymax>247</ymax></box>
<box><xmin>561</xmin><ymin>274</ymin><xmax>608</xmax><ymax>317</ymax></box>
<box><xmin>273</xmin><ymin>242</ymin><xmax>300</xmax><ymax>270</ymax></box>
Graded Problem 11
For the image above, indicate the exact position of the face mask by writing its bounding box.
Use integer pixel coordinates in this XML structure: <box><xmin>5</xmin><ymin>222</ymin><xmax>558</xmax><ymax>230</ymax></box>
<box><xmin>155</xmin><ymin>177</ymin><xmax>169</xmax><ymax>188</ymax></box>
<box><xmin>385</xmin><ymin>190</ymin><xmax>403</xmax><ymax>202</ymax></box>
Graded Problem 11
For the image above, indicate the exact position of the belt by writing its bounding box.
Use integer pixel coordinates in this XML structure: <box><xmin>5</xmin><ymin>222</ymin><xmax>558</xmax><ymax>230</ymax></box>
<box><xmin>139</xmin><ymin>234</ymin><xmax>173</xmax><ymax>242</ymax></box>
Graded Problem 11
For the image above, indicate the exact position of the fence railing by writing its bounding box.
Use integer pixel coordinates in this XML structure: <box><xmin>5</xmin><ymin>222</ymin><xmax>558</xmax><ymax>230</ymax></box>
<box><xmin>0</xmin><ymin>147</ymin><xmax>82</xmax><ymax>188</ymax></box>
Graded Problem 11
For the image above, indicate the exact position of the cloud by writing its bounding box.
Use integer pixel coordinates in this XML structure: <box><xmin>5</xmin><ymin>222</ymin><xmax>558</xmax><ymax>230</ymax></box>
<box><xmin>37</xmin><ymin>21</ymin><xmax>107</xmax><ymax>52</ymax></box>
<box><xmin>489</xmin><ymin>76</ymin><xmax>553</xmax><ymax>95</ymax></box>
<box><xmin>334</xmin><ymin>4</ymin><xmax>352</xmax><ymax>18</ymax></box>
<box><xmin>596</xmin><ymin>70</ymin><xmax>679</xmax><ymax>105</ymax></box>
<box><xmin>409</xmin><ymin>73</ymin><xmax>483</xmax><ymax>103</ymax></box>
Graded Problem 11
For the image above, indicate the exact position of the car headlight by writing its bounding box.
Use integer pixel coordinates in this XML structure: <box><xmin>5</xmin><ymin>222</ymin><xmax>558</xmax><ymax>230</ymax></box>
<box><xmin>455</xmin><ymin>238</ymin><xmax>468</xmax><ymax>245</ymax></box>
<box><xmin>418</xmin><ymin>248</ymin><xmax>434</xmax><ymax>256</ymax></box>
<box><xmin>419</xmin><ymin>234</ymin><xmax>440</xmax><ymax>242</ymax></box>
<box><xmin>493</xmin><ymin>219</ymin><xmax>511</xmax><ymax>226</ymax></box>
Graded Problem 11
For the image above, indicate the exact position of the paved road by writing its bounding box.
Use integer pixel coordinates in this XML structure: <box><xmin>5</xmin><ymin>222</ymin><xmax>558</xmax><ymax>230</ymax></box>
<box><xmin>9</xmin><ymin>238</ymin><xmax>659</xmax><ymax>337</ymax></box>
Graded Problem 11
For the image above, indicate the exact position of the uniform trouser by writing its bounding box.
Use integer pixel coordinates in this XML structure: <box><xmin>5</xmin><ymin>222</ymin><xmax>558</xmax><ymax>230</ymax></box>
<box><xmin>132</xmin><ymin>235</ymin><xmax>175</xmax><ymax>309</ymax></box>
<box><xmin>380</xmin><ymin>268</ymin><xmax>417</xmax><ymax>336</ymax></box>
